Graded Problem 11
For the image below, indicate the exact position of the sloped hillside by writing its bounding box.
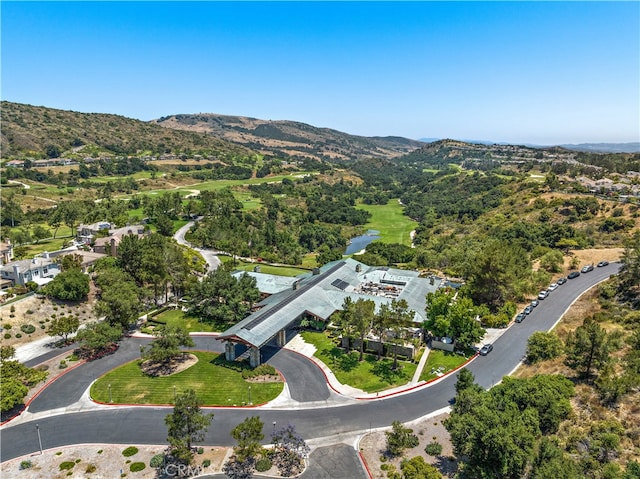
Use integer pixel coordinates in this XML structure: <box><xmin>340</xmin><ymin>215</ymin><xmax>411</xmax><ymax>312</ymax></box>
<box><xmin>152</xmin><ymin>113</ymin><xmax>424</xmax><ymax>161</ymax></box>
<box><xmin>0</xmin><ymin>101</ymin><xmax>254</xmax><ymax>160</ymax></box>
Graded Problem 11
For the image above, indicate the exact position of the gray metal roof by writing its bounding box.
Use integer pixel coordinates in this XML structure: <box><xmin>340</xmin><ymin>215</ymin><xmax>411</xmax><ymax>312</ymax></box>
<box><xmin>218</xmin><ymin>258</ymin><xmax>441</xmax><ymax>348</ymax></box>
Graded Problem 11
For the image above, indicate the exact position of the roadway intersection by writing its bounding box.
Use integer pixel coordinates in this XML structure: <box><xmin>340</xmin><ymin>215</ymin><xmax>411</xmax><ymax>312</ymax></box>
<box><xmin>0</xmin><ymin>262</ymin><xmax>620</xmax><ymax>465</ymax></box>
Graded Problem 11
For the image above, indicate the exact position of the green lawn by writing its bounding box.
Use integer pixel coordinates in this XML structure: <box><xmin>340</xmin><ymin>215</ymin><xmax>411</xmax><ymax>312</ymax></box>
<box><xmin>301</xmin><ymin>331</ymin><xmax>417</xmax><ymax>393</ymax></box>
<box><xmin>149</xmin><ymin>309</ymin><xmax>216</xmax><ymax>333</ymax></box>
<box><xmin>419</xmin><ymin>349</ymin><xmax>470</xmax><ymax>382</ymax></box>
<box><xmin>357</xmin><ymin>199</ymin><xmax>417</xmax><ymax>246</ymax></box>
<box><xmin>221</xmin><ymin>256</ymin><xmax>309</xmax><ymax>277</ymax></box>
<box><xmin>90</xmin><ymin>351</ymin><xmax>283</xmax><ymax>406</ymax></box>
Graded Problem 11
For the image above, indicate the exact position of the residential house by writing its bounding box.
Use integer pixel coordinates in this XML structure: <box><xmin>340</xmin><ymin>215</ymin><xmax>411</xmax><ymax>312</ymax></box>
<box><xmin>93</xmin><ymin>225</ymin><xmax>146</xmax><ymax>256</ymax></box>
<box><xmin>0</xmin><ymin>256</ymin><xmax>60</xmax><ymax>288</ymax></box>
<box><xmin>0</xmin><ymin>241</ymin><xmax>14</xmax><ymax>265</ymax></box>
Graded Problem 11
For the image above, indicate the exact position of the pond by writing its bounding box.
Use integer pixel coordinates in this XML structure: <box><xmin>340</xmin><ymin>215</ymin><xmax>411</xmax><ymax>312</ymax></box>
<box><xmin>344</xmin><ymin>230</ymin><xmax>381</xmax><ymax>255</ymax></box>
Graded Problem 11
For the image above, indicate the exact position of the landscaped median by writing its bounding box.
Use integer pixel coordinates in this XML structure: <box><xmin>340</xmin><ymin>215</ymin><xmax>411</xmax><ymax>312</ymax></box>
<box><xmin>300</xmin><ymin>331</ymin><xmax>418</xmax><ymax>393</ymax></box>
<box><xmin>90</xmin><ymin>351</ymin><xmax>283</xmax><ymax>406</ymax></box>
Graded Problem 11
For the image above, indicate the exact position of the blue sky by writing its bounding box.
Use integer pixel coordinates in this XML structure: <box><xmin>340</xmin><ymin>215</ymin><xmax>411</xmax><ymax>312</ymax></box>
<box><xmin>2</xmin><ymin>1</ymin><xmax>639</xmax><ymax>144</ymax></box>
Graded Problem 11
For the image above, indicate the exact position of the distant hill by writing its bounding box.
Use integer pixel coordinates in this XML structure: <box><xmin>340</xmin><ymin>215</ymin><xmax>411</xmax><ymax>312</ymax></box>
<box><xmin>557</xmin><ymin>142</ymin><xmax>640</xmax><ymax>154</ymax></box>
<box><xmin>420</xmin><ymin>137</ymin><xmax>640</xmax><ymax>154</ymax></box>
<box><xmin>152</xmin><ymin>113</ymin><xmax>425</xmax><ymax>161</ymax></box>
<box><xmin>0</xmin><ymin>101</ymin><xmax>254</xmax><ymax>160</ymax></box>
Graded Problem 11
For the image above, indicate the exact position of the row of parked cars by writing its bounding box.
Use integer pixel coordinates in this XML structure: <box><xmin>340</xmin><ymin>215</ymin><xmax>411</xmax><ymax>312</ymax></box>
<box><xmin>478</xmin><ymin>261</ymin><xmax>611</xmax><ymax>355</ymax></box>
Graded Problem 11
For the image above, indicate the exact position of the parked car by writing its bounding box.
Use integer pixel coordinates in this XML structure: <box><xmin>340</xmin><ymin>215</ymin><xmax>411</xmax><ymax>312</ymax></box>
<box><xmin>479</xmin><ymin>344</ymin><xmax>494</xmax><ymax>356</ymax></box>
<box><xmin>524</xmin><ymin>305</ymin><xmax>533</xmax><ymax>315</ymax></box>
<box><xmin>515</xmin><ymin>312</ymin><xmax>526</xmax><ymax>323</ymax></box>
<box><xmin>548</xmin><ymin>283</ymin><xmax>559</xmax><ymax>291</ymax></box>
<box><xmin>538</xmin><ymin>290</ymin><xmax>549</xmax><ymax>300</ymax></box>
<box><xmin>557</xmin><ymin>277</ymin><xmax>567</xmax><ymax>285</ymax></box>
<box><xmin>530</xmin><ymin>299</ymin><xmax>539</xmax><ymax>308</ymax></box>
<box><xmin>568</xmin><ymin>271</ymin><xmax>581</xmax><ymax>279</ymax></box>
<box><xmin>597</xmin><ymin>261</ymin><xmax>609</xmax><ymax>267</ymax></box>
<box><xmin>581</xmin><ymin>264</ymin><xmax>594</xmax><ymax>273</ymax></box>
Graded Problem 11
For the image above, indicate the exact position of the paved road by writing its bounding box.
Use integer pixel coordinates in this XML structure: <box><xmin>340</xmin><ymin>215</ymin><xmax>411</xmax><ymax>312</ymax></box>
<box><xmin>0</xmin><ymin>263</ymin><xmax>620</xmax><ymax>462</ymax></box>
<box><xmin>173</xmin><ymin>220</ymin><xmax>221</xmax><ymax>272</ymax></box>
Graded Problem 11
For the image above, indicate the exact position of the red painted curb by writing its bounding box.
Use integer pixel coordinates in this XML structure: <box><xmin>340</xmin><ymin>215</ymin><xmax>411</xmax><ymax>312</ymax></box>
<box><xmin>1</xmin><ymin>356</ymin><xmax>87</xmax><ymax>426</ymax></box>
<box><xmin>285</xmin><ymin>346</ymin><xmax>479</xmax><ymax>401</ymax></box>
<box><xmin>358</xmin><ymin>450</ymin><xmax>374</xmax><ymax>479</ymax></box>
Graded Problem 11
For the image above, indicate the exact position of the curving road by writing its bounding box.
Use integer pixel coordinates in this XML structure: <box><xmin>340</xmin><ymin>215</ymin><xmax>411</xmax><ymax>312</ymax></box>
<box><xmin>0</xmin><ymin>263</ymin><xmax>620</xmax><ymax>462</ymax></box>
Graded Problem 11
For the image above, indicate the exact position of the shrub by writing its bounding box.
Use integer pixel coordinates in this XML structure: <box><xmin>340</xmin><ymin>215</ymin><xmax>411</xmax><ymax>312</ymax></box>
<box><xmin>15</xmin><ymin>333</ymin><xmax>22</xmax><ymax>338</ymax></box>
<box><xmin>149</xmin><ymin>454</ymin><xmax>165</xmax><ymax>468</ymax></box>
<box><xmin>10</xmin><ymin>306</ymin><xmax>15</xmax><ymax>313</ymax></box>
<box><xmin>55</xmin><ymin>452</ymin><xmax>62</xmax><ymax>456</ymax></box>
<box><xmin>20</xmin><ymin>460</ymin><xmax>33</xmax><ymax>470</ymax></box>
<box><xmin>21</xmin><ymin>324</ymin><xmax>36</xmax><ymax>334</ymax></box>
<box><xmin>59</xmin><ymin>360</ymin><xmax>68</xmax><ymax>369</ymax></box>
<box><xmin>202</xmin><ymin>459</ymin><xmax>211</xmax><ymax>468</ymax></box>
<box><xmin>59</xmin><ymin>461</ymin><xmax>75</xmax><ymax>470</ymax></box>
<box><xmin>122</xmin><ymin>446</ymin><xmax>139</xmax><ymax>457</ymax></box>
<box><xmin>75</xmin><ymin>459</ymin><xmax>81</xmax><ymax>463</ymax></box>
<box><xmin>256</xmin><ymin>457</ymin><xmax>272</xmax><ymax>472</ymax></box>
<box><xmin>425</xmin><ymin>441</ymin><xmax>443</xmax><ymax>456</ymax></box>
<box><xmin>197</xmin><ymin>447</ymin><xmax>204</xmax><ymax>454</ymax></box>
<box><xmin>130</xmin><ymin>462</ymin><xmax>145</xmax><ymax>472</ymax></box>
<box><xmin>40</xmin><ymin>324</ymin><xmax>46</xmax><ymax>329</ymax></box>
<box><xmin>3</xmin><ymin>324</ymin><xmax>12</xmax><ymax>329</ymax></box>
<box><xmin>26</xmin><ymin>309</ymin><xmax>34</xmax><ymax>315</ymax></box>
<box><xmin>97</xmin><ymin>449</ymin><xmax>103</xmax><ymax>454</ymax></box>
<box><xmin>4</xmin><ymin>333</ymin><xmax>11</xmax><ymax>339</ymax></box>
<box><xmin>86</xmin><ymin>464</ymin><xmax>97</xmax><ymax>473</ymax></box>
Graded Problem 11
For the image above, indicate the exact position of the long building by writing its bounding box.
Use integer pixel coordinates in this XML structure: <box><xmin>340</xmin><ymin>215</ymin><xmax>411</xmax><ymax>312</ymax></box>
<box><xmin>218</xmin><ymin>258</ymin><xmax>442</xmax><ymax>366</ymax></box>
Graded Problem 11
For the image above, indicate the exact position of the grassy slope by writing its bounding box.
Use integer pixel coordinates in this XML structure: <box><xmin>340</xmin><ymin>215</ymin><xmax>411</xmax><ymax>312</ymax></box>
<box><xmin>90</xmin><ymin>351</ymin><xmax>283</xmax><ymax>406</ymax></box>
<box><xmin>357</xmin><ymin>199</ymin><xmax>417</xmax><ymax>246</ymax></box>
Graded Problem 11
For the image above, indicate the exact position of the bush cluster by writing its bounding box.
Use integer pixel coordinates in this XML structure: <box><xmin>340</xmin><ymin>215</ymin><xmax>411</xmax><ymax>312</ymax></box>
<box><xmin>130</xmin><ymin>462</ymin><xmax>145</xmax><ymax>472</ymax></box>
<box><xmin>122</xmin><ymin>446</ymin><xmax>139</xmax><ymax>457</ymax></box>
<box><xmin>256</xmin><ymin>457</ymin><xmax>272</xmax><ymax>472</ymax></box>
<box><xmin>21</xmin><ymin>324</ymin><xmax>36</xmax><ymax>334</ymax></box>
<box><xmin>241</xmin><ymin>364</ymin><xmax>277</xmax><ymax>379</ymax></box>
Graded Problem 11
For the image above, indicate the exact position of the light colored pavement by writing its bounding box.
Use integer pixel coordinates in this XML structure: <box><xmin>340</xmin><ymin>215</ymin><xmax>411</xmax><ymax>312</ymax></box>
<box><xmin>173</xmin><ymin>220</ymin><xmax>221</xmax><ymax>272</ymax></box>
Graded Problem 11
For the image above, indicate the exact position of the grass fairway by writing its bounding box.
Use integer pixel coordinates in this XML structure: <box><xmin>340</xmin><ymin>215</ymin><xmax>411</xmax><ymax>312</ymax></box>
<box><xmin>357</xmin><ymin>199</ymin><xmax>417</xmax><ymax>246</ymax></box>
<box><xmin>91</xmin><ymin>351</ymin><xmax>283</xmax><ymax>406</ymax></box>
<box><xmin>301</xmin><ymin>332</ymin><xmax>417</xmax><ymax>393</ymax></box>
<box><xmin>149</xmin><ymin>309</ymin><xmax>217</xmax><ymax>333</ymax></box>
<box><xmin>221</xmin><ymin>256</ymin><xmax>309</xmax><ymax>277</ymax></box>
<box><xmin>419</xmin><ymin>349</ymin><xmax>470</xmax><ymax>382</ymax></box>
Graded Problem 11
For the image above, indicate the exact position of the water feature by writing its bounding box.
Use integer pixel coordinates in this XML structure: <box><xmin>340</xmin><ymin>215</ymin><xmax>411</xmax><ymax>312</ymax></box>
<box><xmin>344</xmin><ymin>230</ymin><xmax>381</xmax><ymax>255</ymax></box>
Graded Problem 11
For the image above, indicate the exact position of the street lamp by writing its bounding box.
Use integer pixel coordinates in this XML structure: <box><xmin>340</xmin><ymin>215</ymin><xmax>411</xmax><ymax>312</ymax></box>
<box><xmin>36</xmin><ymin>424</ymin><xmax>43</xmax><ymax>454</ymax></box>
<box><xmin>108</xmin><ymin>384</ymin><xmax>112</xmax><ymax>403</ymax></box>
<box><xmin>273</xmin><ymin>421</ymin><xmax>277</xmax><ymax>434</ymax></box>
<box><xmin>248</xmin><ymin>386</ymin><xmax>252</xmax><ymax>405</ymax></box>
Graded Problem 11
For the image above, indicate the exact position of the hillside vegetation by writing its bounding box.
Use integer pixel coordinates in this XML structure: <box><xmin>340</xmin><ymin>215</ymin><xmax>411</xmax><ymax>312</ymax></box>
<box><xmin>0</xmin><ymin>101</ymin><xmax>254</xmax><ymax>160</ymax></box>
<box><xmin>152</xmin><ymin>113</ymin><xmax>424</xmax><ymax>161</ymax></box>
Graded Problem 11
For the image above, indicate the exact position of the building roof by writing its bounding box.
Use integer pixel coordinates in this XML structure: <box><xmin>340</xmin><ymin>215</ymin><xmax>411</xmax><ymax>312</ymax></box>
<box><xmin>231</xmin><ymin>271</ymin><xmax>299</xmax><ymax>295</ymax></box>
<box><xmin>0</xmin><ymin>257</ymin><xmax>56</xmax><ymax>273</ymax></box>
<box><xmin>218</xmin><ymin>258</ymin><xmax>441</xmax><ymax>349</ymax></box>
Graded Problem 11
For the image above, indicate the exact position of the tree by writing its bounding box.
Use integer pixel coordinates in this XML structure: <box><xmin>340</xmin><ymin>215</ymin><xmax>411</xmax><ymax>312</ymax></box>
<box><xmin>271</xmin><ymin>423</ymin><xmax>309</xmax><ymax>477</ymax></box>
<box><xmin>31</xmin><ymin>225</ymin><xmax>51</xmax><ymax>244</ymax></box>
<box><xmin>231</xmin><ymin>416</ymin><xmax>264</xmax><ymax>462</ymax></box>
<box><xmin>379</xmin><ymin>299</ymin><xmax>414</xmax><ymax>370</ymax></box>
<box><xmin>0</xmin><ymin>345</ymin><xmax>16</xmax><ymax>361</ymax></box>
<box><xmin>539</xmin><ymin>250</ymin><xmax>564</xmax><ymax>273</ymax></box>
<box><xmin>222</xmin><ymin>457</ymin><xmax>256</xmax><ymax>479</ymax></box>
<box><xmin>400</xmin><ymin>456</ymin><xmax>442</xmax><ymax>479</ymax></box>
<box><xmin>143</xmin><ymin>325</ymin><xmax>194</xmax><ymax>365</ymax></box>
<box><xmin>0</xmin><ymin>377</ymin><xmax>28</xmax><ymax>412</ymax></box>
<box><xmin>43</xmin><ymin>269</ymin><xmax>90</xmax><ymax>301</ymax></box>
<box><xmin>385</xmin><ymin>420</ymin><xmax>419</xmax><ymax>457</ymax></box>
<box><xmin>454</xmin><ymin>368</ymin><xmax>482</xmax><ymax>395</ymax></box>
<box><xmin>94</xmin><ymin>268</ymin><xmax>142</xmax><ymax>329</ymax></box>
<box><xmin>165</xmin><ymin>389</ymin><xmax>213</xmax><ymax>465</ymax></box>
<box><xmin>60</xmin><ymin>253</ymin><xmax>83</xmax><ymax>271</ymax></box>
<box><xmin>75</xmin><ymin>321</ymin><xmax>122</xmax><ymax>354</ymax></box>
<box><xmin>618</xmin><ymin>231</ymin><xmax>640</xmax><ymax>307</ymax></box>
<box><xmin>424</xmin><ymin>290</ymin><xmax>485</xmax><ymax>350</ymax></box>
<box><xmin>565</xmin><ymin>318</ymin><xmax>618</xmax><ymax>380</ymax></box>
<box><xmin>334</xmin><ymin>297</ymin><xmax>375</xmax><ymax>361</ymax></box>
<box><xmin>47</xmin><ymin>315</ymin><xmax>80</xmax><ymax>342</ymax></box>
<box><xmin>526</xmin><ymin>331</ymin><xmax>563</xmax><ymax>363</ymax></box>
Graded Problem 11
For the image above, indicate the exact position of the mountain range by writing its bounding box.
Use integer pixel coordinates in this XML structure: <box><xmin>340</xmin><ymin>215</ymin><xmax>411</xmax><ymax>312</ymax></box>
<box><xmin>419</xmin><ymin>137</ymin><xmax>640</xmax><ymax>154</ymax></box>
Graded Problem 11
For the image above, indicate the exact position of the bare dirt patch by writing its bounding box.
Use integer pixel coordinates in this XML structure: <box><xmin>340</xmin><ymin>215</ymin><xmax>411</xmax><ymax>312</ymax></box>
<box><xmin>359</xmin><ymin>412</ymin><xmax>458</xmax><ymax>478</ymax></box>
<box><xmin>140</xmin><ymin>353</ymin><xmax>198</xmax><ymax>377</ymax></box>
<box><xmin>0</xmin><ymin>293</ymin><xmax>96</xmax><ymax>349</ymax></box>
<box><xmin>0</xmin><ymin>444</ymin><xmax>234</xmax><ymax>479</ymax></box>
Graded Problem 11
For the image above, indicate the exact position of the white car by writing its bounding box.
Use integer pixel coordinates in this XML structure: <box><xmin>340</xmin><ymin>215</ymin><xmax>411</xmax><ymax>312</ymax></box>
<box><xmin>548</xmin><ymin>283</ymin><xmax>558</xmax><ymax>291</ymax></box>
<box><xmin>538</xmin><ymin>290</ymin><xmax>549</xmax><ymax>300</ymax></box>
